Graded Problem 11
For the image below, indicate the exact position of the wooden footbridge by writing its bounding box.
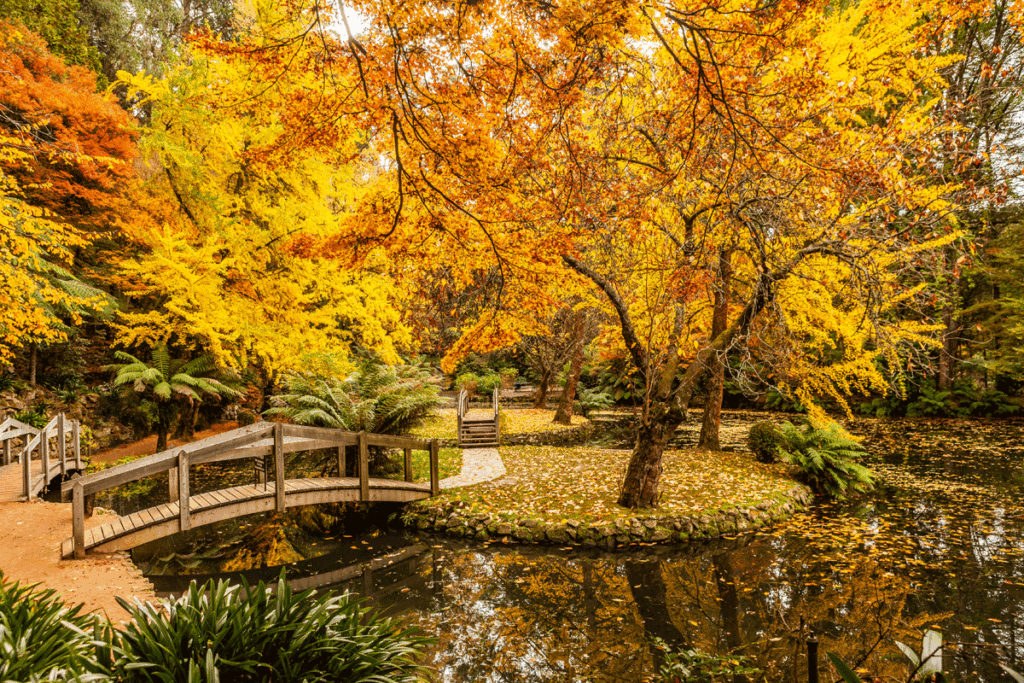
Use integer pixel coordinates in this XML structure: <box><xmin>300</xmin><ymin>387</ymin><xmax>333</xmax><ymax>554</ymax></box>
<box><xmin>57</xmin><ymin>422</ymin><xmax>440</xmax><ymax>559</ymax></box>
<box><xmin>0</xmin><ymin>414</ymin><xmax>82</xmax><ymax>502</ymax></box>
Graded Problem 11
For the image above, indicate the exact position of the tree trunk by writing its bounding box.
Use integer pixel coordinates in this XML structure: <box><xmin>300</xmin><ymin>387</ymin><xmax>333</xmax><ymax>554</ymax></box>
<box><xmin>698</xmin><ymin>251</ymin><xmax>732</xmax><ymax>451</ymax></box>
<box><xmin>617</xmin><ymin>417</ymin><xmax>682</xmax><ymax>508</ymax></box>
<box><xmin>533</xmin><ymin>369</ymin><xmax>552</xmax><ymax>409</ymax></box>
<box><xmin>156</xmin><ymin>406</ymin><xmax>172</xmax><ymax>453</ymax></box>
<box><xmin>174</xmin><ymin>402</ymin><xmax>199</xmax><ymax>440</ymax></box>
<box><xmin>29</xmin><ymin>342</ymin><xmax>37</xmax><ymax>386</ymax></box>
<box><xmin>554</xmin><ymin>314</ymin><xmax>586</xmax><ymax>424</ymax></box>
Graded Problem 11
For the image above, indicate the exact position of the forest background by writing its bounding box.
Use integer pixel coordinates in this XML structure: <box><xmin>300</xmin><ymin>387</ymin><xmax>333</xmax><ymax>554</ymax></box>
<box><xmin>1</xmin><ymin>0</ymin><xmax>1022</xmax><ymax>508</ymax></box>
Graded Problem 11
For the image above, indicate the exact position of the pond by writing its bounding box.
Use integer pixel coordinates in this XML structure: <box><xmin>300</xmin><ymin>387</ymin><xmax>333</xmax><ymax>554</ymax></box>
<box><xmin>134</xmin><ymin>414</ymin><xmax>1024</xmax><ymax>682</ymax></box>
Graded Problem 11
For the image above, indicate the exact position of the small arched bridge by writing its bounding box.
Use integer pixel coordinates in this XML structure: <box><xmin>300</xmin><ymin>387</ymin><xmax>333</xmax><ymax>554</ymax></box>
<box><xmin>60</xmin><ymin>422</ymin><xmax>440</xmax><ymax>559</ymax></box>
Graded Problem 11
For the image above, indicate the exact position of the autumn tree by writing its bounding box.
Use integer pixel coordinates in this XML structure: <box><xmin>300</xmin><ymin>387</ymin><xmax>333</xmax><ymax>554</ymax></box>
<box><xmin>0</xmin><ymin>22</ymin><xmax>134</xmax><ymax>371</ymax></box>
<box><xmin>111</xmin><ymin>5</ymin><xmax>411</xmax><ymax>384</ymax></box>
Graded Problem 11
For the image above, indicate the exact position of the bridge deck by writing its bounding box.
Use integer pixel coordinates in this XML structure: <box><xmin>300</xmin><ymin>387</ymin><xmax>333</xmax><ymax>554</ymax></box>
<box><xmin>0</xmin><ymin>459</ymin><xmax>66</xmax><ymax>502</ymax></box>
<box><xmin>60</xmin><ymin>476</ymin><xmax>430</xmax><ymax>558</ymax></box>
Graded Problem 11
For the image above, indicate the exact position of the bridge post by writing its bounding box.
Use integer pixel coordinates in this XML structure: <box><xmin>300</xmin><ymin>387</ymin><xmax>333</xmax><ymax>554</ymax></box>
<box><xmin>72</xmin><ymin>420</ymin><xmax>81</xmax><ymax>470</ymax></box>
<box><xmin>178</xmin><ymin>450</ymin><xmax>191</xmax><ymax>530</ymax></box>
<box><xmin>358</xmin><ymin>431</ymin><xmax>369</xmax><ymax>501</ymax></box>
<box><xmin>57</xmin><ymin>414</ymin><xmax>66</xmax><ymax>478</ymax></box>
<box><xmin>40</xmin><ymin>431</ymin><xmax>49</xmax><ymax>492</ymax></box>
<box><xmin>169</xmin><ymin>466</ymin><xmax>178</xmax><ymax>502</ymax></box>
<box><xmin>21</xmin><ymin>440</ymin><xmax>30</xmax><ymax>499</ymax></box>
<box><xmin>72</xmin><ymin>481</ymin><xmax>85</xmax><ymax>559</ymax></box>
<box><xmin>2</xmin><ymin>439</ymin><xmax>8</xmax><ymax>466</ymax></box>
<box><xmin>337</xmin><ymin>445</ymin><xmax>346</xmax><ymax>478</ymax></box>
<box><xmin>430</xmin><ymin>439</ymin><xmax>440</xmax><ymax>496</ymax></box>
<box><xmin>274</xmin><ymin>423</ymin><xmax>285</xmax><ymax>513</ymax></box>
<box><xmin>404</xmin><ymin>447</ymin><xmax>413</xmax><ymax>483</ymax></box>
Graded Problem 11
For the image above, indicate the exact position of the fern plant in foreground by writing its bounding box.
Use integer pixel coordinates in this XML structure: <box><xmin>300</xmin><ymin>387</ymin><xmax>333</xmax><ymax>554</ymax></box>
<box><xmin>776</xmin><ymin>421</ymin><xmax>874</xmax><ymax>499</ymax></box>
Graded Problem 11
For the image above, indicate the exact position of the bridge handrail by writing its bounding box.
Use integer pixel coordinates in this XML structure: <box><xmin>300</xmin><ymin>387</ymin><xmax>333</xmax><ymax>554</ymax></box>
<box><xmin>0</xmin><ymin>417</ymin><xmax>41</xmax><ymax>442</ymax></box>
<box><xmin>64</xmin><ymin>420</ymin><xmax>440</xmax><ymax>558</ymax></box>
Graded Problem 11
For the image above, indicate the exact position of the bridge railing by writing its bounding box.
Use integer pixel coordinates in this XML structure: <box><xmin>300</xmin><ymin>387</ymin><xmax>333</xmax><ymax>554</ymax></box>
<box><xmin>60</xmin><ymin>421</ymin><xmax>440</xmax><ymax>559</ymax></box>
<box><xmin>1</xmin><ymin>413</ymin><xmax>80</xmax><ymax>500</ymax></box>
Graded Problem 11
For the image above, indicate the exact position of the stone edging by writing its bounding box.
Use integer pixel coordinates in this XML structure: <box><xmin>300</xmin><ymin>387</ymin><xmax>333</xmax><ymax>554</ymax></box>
<box><xmin>402</xmin><ymin>484</ymin><xmax>812</xmax><ymax>548</ymax></box>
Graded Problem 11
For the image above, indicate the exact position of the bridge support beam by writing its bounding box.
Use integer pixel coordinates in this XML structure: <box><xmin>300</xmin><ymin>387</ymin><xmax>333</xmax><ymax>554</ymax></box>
<box><xmin>274</xmin><ymin>423</ymin><xmax>285</xmax><ymax>513</ymax></box>
<box><xmin>358</xmin><ymin>431</ymin><xmax>369</xmax><ymax>501</ymax></box>
<box><xmin>178</xmin><ymin>451</ymin><xmax>190</xmax><ymax>530</ymax></box>
<box><xmin>73</xmin><ymin>481</ymin><xmax>85</xmax><ymax>559</ymax></box>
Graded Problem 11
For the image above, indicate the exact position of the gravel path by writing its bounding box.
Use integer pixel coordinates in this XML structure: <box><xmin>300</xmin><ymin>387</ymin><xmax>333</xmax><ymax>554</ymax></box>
<box><xmin>440</xmin><ymin>448</ymin><xmax>506</xmax><ymax>489</ymax></box>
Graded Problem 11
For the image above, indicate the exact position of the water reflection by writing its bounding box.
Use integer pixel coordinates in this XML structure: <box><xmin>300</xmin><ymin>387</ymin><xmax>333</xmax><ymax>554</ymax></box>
<box><xmin>137</xmin><ymin>416</ymin><xmax>1024</xmax><ymax>682</ymax></box>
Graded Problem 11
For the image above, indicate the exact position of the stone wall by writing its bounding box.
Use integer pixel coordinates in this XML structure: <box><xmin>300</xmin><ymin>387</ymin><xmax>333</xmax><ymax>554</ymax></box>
<box><xmin>402</xmin><ymin>484</ymin><xmax>813</xmax><ymax>548</ymax></box>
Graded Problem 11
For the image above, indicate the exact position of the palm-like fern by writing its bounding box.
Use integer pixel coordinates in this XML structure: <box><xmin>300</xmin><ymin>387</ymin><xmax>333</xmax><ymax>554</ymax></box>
<box><xmin>266</xmin><ymin>361</ymin><xmax>441</xmax><ymax>435</ymax></box>
<box><xmin>105</xmin><ymin>345</ymin><xmax>241</xmax><ymax>452</ymax></box>
<box><xmin>776</xmin><ymin>421</ymin><xmax>875</xmax><ymax>499</ymax></box>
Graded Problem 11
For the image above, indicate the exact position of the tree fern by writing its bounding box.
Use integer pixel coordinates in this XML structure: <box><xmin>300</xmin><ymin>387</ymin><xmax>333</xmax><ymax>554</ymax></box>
<box><xmin>776</xmin><ymin>421</ymin><xmax>874</xmax><ymax>499</ymax></box>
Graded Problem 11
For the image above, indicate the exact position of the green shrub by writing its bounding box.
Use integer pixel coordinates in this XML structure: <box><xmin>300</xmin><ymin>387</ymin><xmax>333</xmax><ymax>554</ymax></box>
<box><xmin>236</xmin><ymin>409</ymin><xmax>257</xmax><ymax>426</ymax></box>
<box><xmin>12</xmin><ymin>407</ymin><xmax>48</xmax><ymax>430</ymax></box>
<box><xmin>747</xmin><ymin>421</ymin><xmax>786</xmax><ymax>463</ymax></box>
<box><xmin>476</xmin><ymin>372</ymin><xmax>503</xmax><ymax>395</ymax></box>
<box><xmin>456</xmin><ymin>371</ymin><xmax>480</xmax><ymax>395</ymax></box>
<box><xmin>776</xmin><ymin>421</ymin><xmax>874</xmax><ymax>499</ymax></box>
<box><xmin>0</xmin><ymin>374</ymin><xmax>16</xmax><ymax>392</ymax></box>
<box><xmin>103</xmin><ymin>575</ymin><xmax>430</xmax><ymax>683</ymax></box>
<box><xmin>653</xmin><ymin>638</ymin><xmax>760</xmax><ymax>682</ymax></box>
<box><xmin>577</xmin><ymin>386</ymin><xmax>613</xmax><ymax>417</ymax></box>
<box><xmin>0</xmin><ymin>573</ymin><xmax>104</xmax><ymax>681</ymax></box>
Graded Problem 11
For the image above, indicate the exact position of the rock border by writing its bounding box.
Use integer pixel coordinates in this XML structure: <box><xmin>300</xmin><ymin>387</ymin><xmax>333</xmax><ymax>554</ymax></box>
<box><xmin>402</xmin><ymin>483</ymin><xmax>813</xmax><ymax>548</ymax></box>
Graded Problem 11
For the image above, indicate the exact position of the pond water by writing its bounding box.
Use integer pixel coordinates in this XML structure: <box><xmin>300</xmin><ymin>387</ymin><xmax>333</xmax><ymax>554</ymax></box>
<box><xmin>135</xmin><ymin>414</ymin><xmax>1024</xmax><ymax>682</ymax></box>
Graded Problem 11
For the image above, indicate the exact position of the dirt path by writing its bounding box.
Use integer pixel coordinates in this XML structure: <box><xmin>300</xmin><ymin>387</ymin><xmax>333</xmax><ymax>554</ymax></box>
<box><xmin>1</xmin><ymin>422</ymin><xmax>243</xmax><ymax>621</ymax></box>
<box><xmin>0</xmin><ymin>501</ymin><xmax>154</xmax><ymax>621</ymax></box>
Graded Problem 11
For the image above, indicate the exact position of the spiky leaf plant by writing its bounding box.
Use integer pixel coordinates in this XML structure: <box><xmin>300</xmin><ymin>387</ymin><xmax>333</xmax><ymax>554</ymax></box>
<box><xmin>104</xmin><ymin>345</ymin><xmax>241</xmax><ymax>452</ymax></box>
<box><xmin>266</xmin><ymin>360</ymin><xmax>441</xmax><ymax>436</ymax></box>
<box><xmin>0</xmin><ymin>573</ymin><xmax>105</xmax><ymax>682</ymax></box>
<box><xmin>266</xmin><ymin>361</ymin><xmax>441</xmax><ymax>475</ymax></box>
<box><xmin>101</xmin><ymin>574</ymin><xmax>430</xmax><ymax>683</ymax></box>
<box><xmin>776</xmin><ymin>421</ymin><xmax>875</xmax><ymax>499</ymax></box>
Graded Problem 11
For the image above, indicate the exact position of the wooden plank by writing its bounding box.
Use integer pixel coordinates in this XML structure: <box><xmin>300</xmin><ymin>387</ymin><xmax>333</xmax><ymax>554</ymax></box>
<box><xmin>0</xmin><ymin>426</ymin><xmax>36</xmax><ymax>441</ymax></box>
<box><xmin>178</xmin><ymin>451</ymin><xmax>190</xmax><ymax>531</ymax></box>
<box><xmin>404</xmin><ymin>447</ymin><xmax>413</xmax><ymax>483</ymax></box>
<box><xmin>57</xmin><ymin>414</ymin><xmax>66</xmax><ymax>477</ymax></box>
<box><xmin>282</xmin><ymin>424</ymin><xmax>359</xmax><ymax>445</ymax></box>
<box><xmin>430</xmin><ymin>440</ymin><xmax>440</xmax><ymax>496</ymax></box>
<box><xmin>364</xmin><ymin>433</ymin><xmax>432</xmax><ymax>451</ymax></box>
<box><xmin>139</xmin><ymin>509</ymin><xmax>157</xmax><ymax>526</ymax></box>
<box><xmin>72</xmin><ymin>420</ymin><xmax>81</xmax><ymax>470</ymax></box>
<box><xmin>72</xmin><ymin>482</ymin><xmax>85</xmax><ymax>559</ymax></box>
<box><xmin>358</xmin><ymin>431</ymin><xmax>369</xmax><ymax>502</ymax></box>
<box><xmin>155</xmin><ymin>504</ymin><xmax>175</xmax><ymax>521</ymax></box>
<box><xmin>168</xmin><ymin>467</ymin><xmax>178</xmax><ymax>503</ymax></box>
<box><xmin>274</xmin><ymin>424</ymin><xmax>285</xmax><ymax>513</ymax></box>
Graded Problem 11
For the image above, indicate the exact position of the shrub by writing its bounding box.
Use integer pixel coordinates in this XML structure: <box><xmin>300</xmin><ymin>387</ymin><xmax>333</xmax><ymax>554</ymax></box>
<box><xmin>0</xmin><ymin>373</ymin><xmax>16</xmax><ymax>392</ymax></box>
<box><xmin>12</xmin><ymin>407</ymin><xmax>48</xmax><ymax>429</ymax></box>
<box><xmin>747</xmin><ymin>421</ymin><xmax>786</xmax><ymax>463</ymax></box>
<box><xmin>237</xmin><ymin>409</ymin><xmax>257</xmax><ymax>426</ymax></box>
<box><xmin>776</xmin><ymin>421</ymin><xmax>874</xmax><ymax>499</ymax></box>
<box><xmin>499</xmin><ymin>367</ymin><xmax>518</xmax><ymax>389</ymax></box>
<box><xmin>653</xmin><ymin>638</ymin><xmax>760</xmax><ymax>682</ymax></box>
<box><xmin>475</xmin><ymin>371</ymin><xmax>503</xmax><ymax>395</ymax></box>
<box><xmin>0</xmin><ymin>573</ymin><xmax>104</xmax><ymax>681</ymax></box>
<box><xmin>103</xmin><ymin>575</ymin><xmax>430</xmax><ymax>683</ymax></box>
<box><xmin>456</xmin><ymin>372</ymin><xmax>480</xmax><ymax>396</ymax></box>
<box><xmin>577</xmin><ymin>386</ymin><xmax>613</xmax><ymax>417</ymax></box>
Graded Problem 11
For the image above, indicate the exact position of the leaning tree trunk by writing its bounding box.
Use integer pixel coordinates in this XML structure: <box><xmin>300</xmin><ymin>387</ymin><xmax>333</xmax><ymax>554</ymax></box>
<box><xmin>533</xmin><ymin>369</ymin><xmax>552</xmax><ymax>408</ymax></box>
<box><xmin>698</xmin><ymin>251</ymin><xmax>732</xmax><ymax>451</ymax></box>
<box><xmin>554</xmin><ymin>314</ymin><xmax>586</xmax><ymax>425</ymax></box>
<box><xmin>617</xmin><ymin>416</ymin><xmax>683</xmax><ymax>508</ymax></box>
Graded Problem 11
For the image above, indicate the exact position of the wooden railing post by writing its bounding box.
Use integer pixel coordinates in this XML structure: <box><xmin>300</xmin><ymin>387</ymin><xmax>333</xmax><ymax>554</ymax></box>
<box><xmin>40</xmin><ymin>430</ymin><xmax>49</xmax><ymax>490</ymax></box>
<box><xmin>2</xmin><ymin>439</ymin><xmax>9</xmax><ymax>466</ymax></box>
<box><xmin>72</xmin><ymin>420</ymin><xmax>81</xmax><ymax>470</ymax></box>
<box><xmin>57</xmin><ymin>413</ymin><xmax>66</xmax><ymax>477</ymax></box>
<box><xmin>337</xmin><ymin>445</ymin><xmax>346</xmax><ymax>478</ymax></box>
<box><xmin>168</xmin><ymin>466</ymin><xmax>179</xmax><ymax>503</ymax></box>
<box><xmin>177</xmin><ymin>450</ymin><xmax>190</xmax><ymax>530</ymax></box>
<box><xmin>72</xmin><ymin>481</ymin><xmax>85</xmax><ymax>559</ymax></box>
<box><xmin>274</xmin><ymin>423</ymin><xmax>285</xmax><ymax>512</ymax></box>
<box><xmin>404</xmin><ymin>447</ymin><xmax>413</xmax><ymax>483</ymax></box>
<box><xmin>21</xmin><ymin>441</ymin><xmax>30</xmax><ymax>499</ymax></box>
<box><xmin>430</xmin><ymin>439</ymin><xmax>440</xmax><ymax>496</ymax></box>
<box><xmin>358</xmin><ymin>431</ymin><xmax>369</xmax><ymax>501</ymax></box>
